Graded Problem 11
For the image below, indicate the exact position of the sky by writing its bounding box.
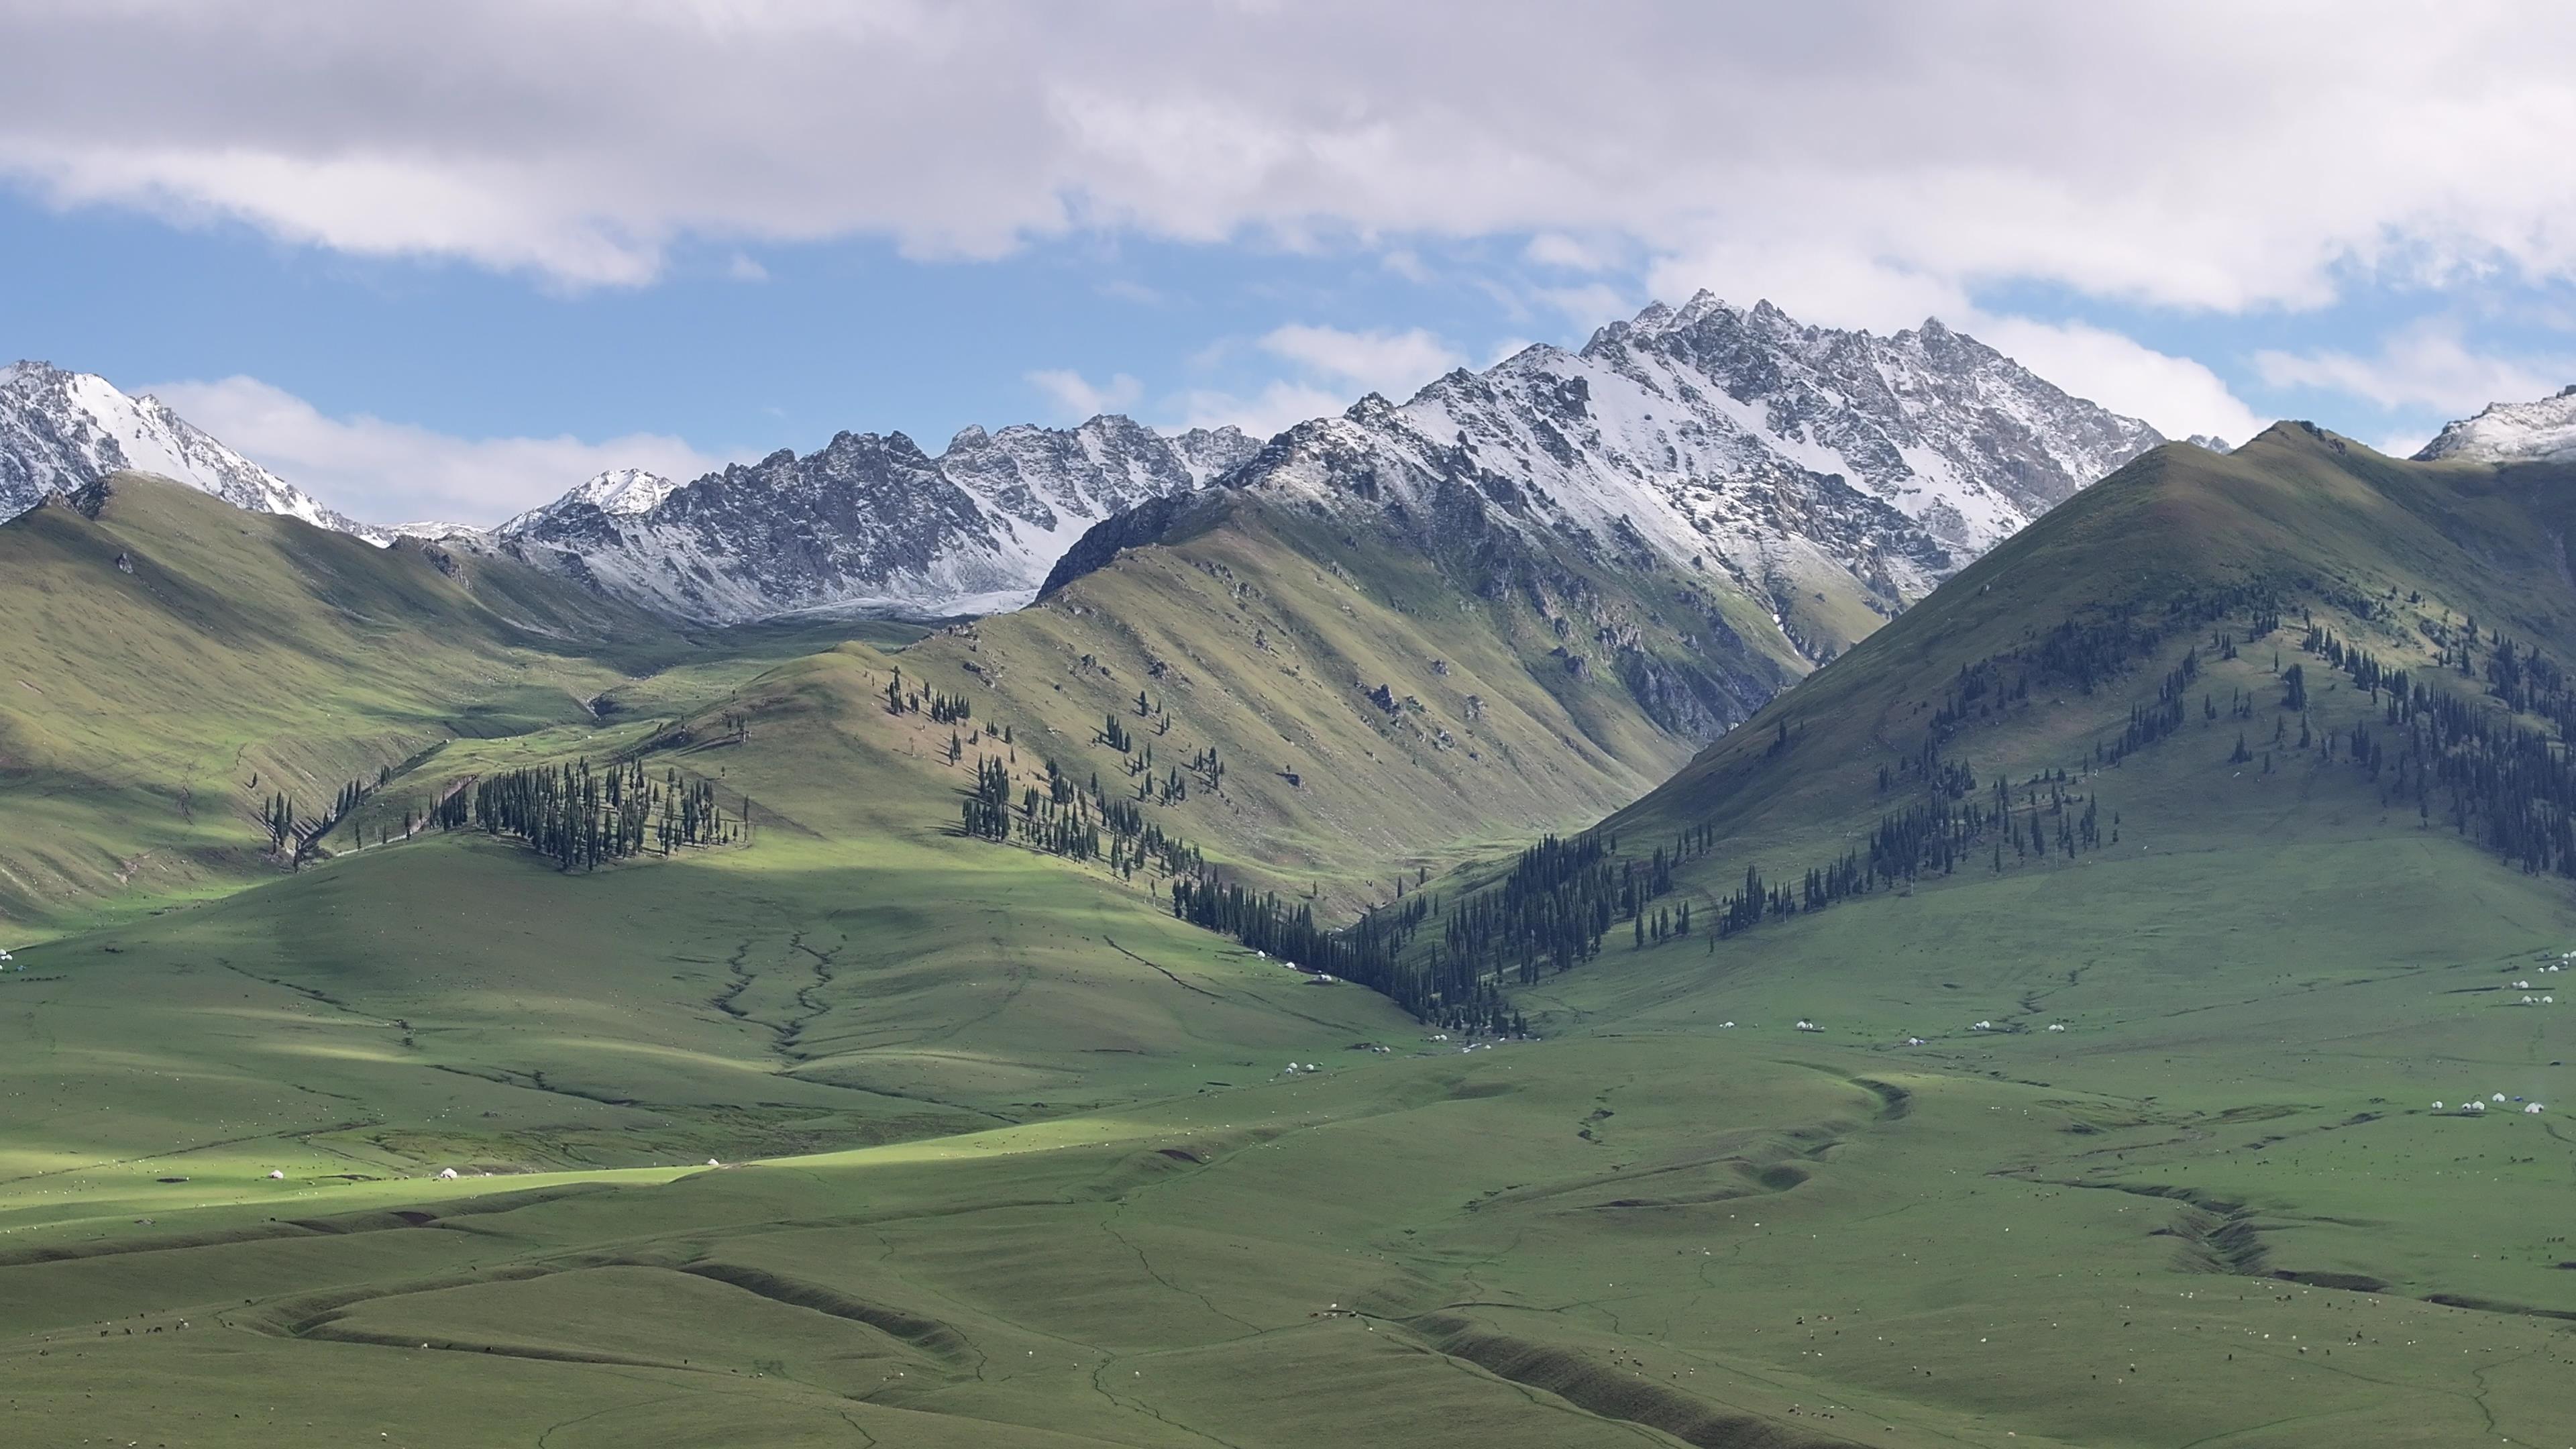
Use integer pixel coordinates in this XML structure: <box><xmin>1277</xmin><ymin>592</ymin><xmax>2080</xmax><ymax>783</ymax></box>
<box><xmin>5</xmin><ymin>1</ymin><xmax>2576</xmax><ymax>525</ymax></box>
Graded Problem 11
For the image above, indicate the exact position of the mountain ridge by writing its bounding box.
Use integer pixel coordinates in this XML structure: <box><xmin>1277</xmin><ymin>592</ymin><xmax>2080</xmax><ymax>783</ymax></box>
<box><xmin>6</xmin><ymin>299</ymin><xmax>2167</xmax><ymax>625</ymax></box>
<box><xmin>0</xmin><ymin>360</ymin><xmax>380</xmax><ymax>541</ymax></box>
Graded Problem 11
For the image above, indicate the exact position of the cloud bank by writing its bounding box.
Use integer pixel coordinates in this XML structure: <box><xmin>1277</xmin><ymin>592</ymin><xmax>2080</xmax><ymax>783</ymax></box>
<box><xmin>146</xmin><ymin>376</ymin><xmax>726</xmax><ymax>527</ymax></box>
<box><xmin>8</xmin><ymin>1</ymin><xmax>2573</xmax><ymax>319</ymax></box>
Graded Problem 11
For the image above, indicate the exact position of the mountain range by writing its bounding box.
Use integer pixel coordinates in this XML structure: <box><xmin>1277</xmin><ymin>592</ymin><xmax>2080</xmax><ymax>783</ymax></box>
<box><xmin>3</xmin><ymin>295</ymin><xmax>2169</xmax><ymax>625</ymax></box>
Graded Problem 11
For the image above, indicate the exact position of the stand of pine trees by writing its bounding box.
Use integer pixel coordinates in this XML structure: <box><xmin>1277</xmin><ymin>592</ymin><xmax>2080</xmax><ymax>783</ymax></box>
<box><xmin>465</xmin><ymin>758</ymin><xmax>740</xmax><ymax>871</ymax></box>
<box><xmin>262</xmin><ymin>769</ymin><xmax>387</xmax><ymax>869</ymax></box>
<box><xmin>2298</xmin><ymin>617</ymin><xmax>2576</xmax><ymax>877</ymax></box>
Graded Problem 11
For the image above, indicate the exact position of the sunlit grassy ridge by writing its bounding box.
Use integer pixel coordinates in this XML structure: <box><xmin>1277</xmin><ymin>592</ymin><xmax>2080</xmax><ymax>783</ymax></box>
<box><xmin>890</xmin><ymin>487</ymin><xmax>1823</xmax><ymax>910</ymax></box>
<box><xmin>0</xmin><ymin>474</ymin><xmax>784</xmax><ymax>932</ymax></box>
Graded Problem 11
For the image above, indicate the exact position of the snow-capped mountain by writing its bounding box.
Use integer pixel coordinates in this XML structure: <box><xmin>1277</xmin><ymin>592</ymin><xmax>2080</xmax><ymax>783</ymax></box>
<box><xmin>492</xmin><ymin>415</ymin><xmax>1258</xmax><ymax>621</ymax></box>
<box><xmin>500</xmin><ymin>295</ymin><xmax>2157</xmax><ymax>627</ymax></box>
<box><xmin>1051</xmin><ymin>294</ymin><xmax>2165</xmax><ymax>633</ymax></box>
<box><xmin>2414</xmin><ymin>384</ymin><xmax>2576</xmax><ymax>466</ymax></box>
<box><xmin>0</xmin><ymin>361</ymin><xmax>381</xmax><ymax>540</ymax></box>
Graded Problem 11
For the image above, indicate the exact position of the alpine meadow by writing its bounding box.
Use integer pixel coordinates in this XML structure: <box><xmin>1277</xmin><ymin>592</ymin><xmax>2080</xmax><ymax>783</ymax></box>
<box><xmin>6</xmin><ymin>8</ymin><xmax>2576</xmax><ymax>1447</ymax></box>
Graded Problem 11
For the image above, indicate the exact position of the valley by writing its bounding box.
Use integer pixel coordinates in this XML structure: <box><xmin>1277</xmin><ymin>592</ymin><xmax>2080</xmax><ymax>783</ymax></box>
<box><xmin>5</xmin><ymin>366</ymin><xmax>2575</xmax><ymax>1446</ymax></box>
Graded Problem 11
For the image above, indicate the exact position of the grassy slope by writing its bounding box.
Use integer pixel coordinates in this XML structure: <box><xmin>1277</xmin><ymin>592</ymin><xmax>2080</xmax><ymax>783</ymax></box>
<box><xmin>0</xmin><ymin>475</ymin><xmax>918</xmax><ymax>934</ymax></box>
<box><xmin>0</xmin><ymin>476</ymin><xmax>655</xmax><ymax>931</ymax></box>
<box><xmin>892</xmin><ymin>490</ymin><xmax>1817</xmax><ymax>912</ymax></box>
<box><xmin>8</xmin><ymin>433</ymin><xmax>2576</xmax><ymax>1445</ymax></box>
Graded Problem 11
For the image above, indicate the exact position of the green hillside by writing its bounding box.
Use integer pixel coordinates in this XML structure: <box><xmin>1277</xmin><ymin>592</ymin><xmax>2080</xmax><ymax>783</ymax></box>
<box><xmin>889</xmin><ymin>483</ymin><xmax>1824</xmax><ymax>912</ymax></box>
<box><xmin>0</xmin><ymin>474</ymin><xmax>895</xmax><ymax>933</ymax></box>
<box><xmin>8</xmin><ymin>432</ymin><xmax>2576</xmax><ymax>1446</ymax></box>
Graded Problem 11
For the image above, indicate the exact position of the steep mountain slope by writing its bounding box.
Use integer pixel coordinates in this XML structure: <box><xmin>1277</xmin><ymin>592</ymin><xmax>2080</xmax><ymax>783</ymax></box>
<box><xmin>1595</xmin><ymin>419</ymin><xmax>2576</xmax><ymax>873</ymax></box>
<box><xmin>0</xmin><ymin>361</ymin><xmax>379</xmax><ymax>539</ymax></box>
<box><xmin>810</xmin><ymin>307</ymin><xmax>2152</xmax><ymax>906</ymax></box>
<box><xmin>0</xmin><ymin>472</ymin><xmax>771</xmax><ymax>928</ymax></box>
<box><xmin>490</xmin><ymin>415</ymin><xmax>1258</xmax><ymax>621</ymax></box>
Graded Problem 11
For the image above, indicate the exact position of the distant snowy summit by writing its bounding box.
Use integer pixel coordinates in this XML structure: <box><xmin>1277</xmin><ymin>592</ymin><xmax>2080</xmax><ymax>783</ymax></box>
<box><xmin>2415</xmin><ymin>384</ymin><xmax>2576</xmax><ymax>466</ymax></box>
<box><xmin>488</xmin><ymin>417</ymin><xmax>1260</xmax><ymax>622</ymax></box>
<box><xmin>0</xmin><ymin>361</ymin><xmax>382</xmax><ymax>540</ymax></box>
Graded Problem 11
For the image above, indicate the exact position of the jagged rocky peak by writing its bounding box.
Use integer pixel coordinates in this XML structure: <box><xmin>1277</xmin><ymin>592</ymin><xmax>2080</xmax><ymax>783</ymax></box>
<box><xmin>568</xmin><ymin>467</ymin><xmax>683</xmax><ymax>516</ymax></box>
<box><xmin>1161</xmin><ymin>294</ymin><xmax>2163</xmax><ymax>623</ymax></box>
<box><xmin>2414</xmin><ymin>384</ymin><xmax>2576</xmax><ymax>466</ymax></box>
<box><xmin>0</xmin><ymin>360</ymin><xmax>384</xmax><ymax>541</ymax></box>
<box><xmin>495</xmin><ymin>412</ymin><xmax>1252</xmax><ymax>623</ymax></box>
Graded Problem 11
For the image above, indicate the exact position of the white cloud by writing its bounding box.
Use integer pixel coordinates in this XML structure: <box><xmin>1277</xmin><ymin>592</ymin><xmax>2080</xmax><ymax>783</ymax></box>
<box><xmin>1026</xmin><ymin>368</ymin><xmax>1144</xmax><ymax>418</ymax></box>
<box><xmin>8</xmin><ymin>2</ymin><xmax>2575</xmax><ymax>315</ymax></box>
<box><xmin>143</xmin><ymin>376</ymin><xmax>725</xmax><ymax>527</ymax></box>
<box><xmin>1966</xmin><ymin>314</ymin><xmax>2267</xmax><ymax>445</ymax></box>
<box><xmin>1379</xmin><ymin>248</ymin><xmax>1430</xmax><ymax>283</ymax></box>
<box><xmin>1171</xmin><ymin>381</ymin><xmax>1349</xmax><ymax>439</ymax></box>
<box><xmin>2252</xmin><ymin>321</ymin><xmax>2575</xmax><ymax>415</ymax></box>
<box><xmin>1169</xmin><ymin>322</ymin><xmax>1467</xmax><ymax>437</ymax></box>
<box><xmin>1530</xmin><ymin>282</ymin><xmax>1636</xmax><ymax>331</ymax></box>
<box><xmin>1523</xmin><ymin>233</ymin><xmax>1615</xmax><ymax>272</ymax></box>
<box><xmin>1256</xmin><ymin>324</ymin><xmax>1464</xmax><ymax>396</ymax></box>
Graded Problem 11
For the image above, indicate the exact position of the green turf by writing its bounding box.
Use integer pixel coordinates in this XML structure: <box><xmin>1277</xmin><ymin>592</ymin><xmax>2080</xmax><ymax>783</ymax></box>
<box><xmin>10</xmin><ymin>435</ymin><xmax>2576</xmax><ymax>1444</ymax></box>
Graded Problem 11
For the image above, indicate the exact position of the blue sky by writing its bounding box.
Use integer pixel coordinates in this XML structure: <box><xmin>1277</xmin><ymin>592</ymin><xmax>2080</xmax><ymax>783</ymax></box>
<box><xmin>4</xmin><ymin>3</ymin><xmax>2574</xmax><ymax>524</ymax></box>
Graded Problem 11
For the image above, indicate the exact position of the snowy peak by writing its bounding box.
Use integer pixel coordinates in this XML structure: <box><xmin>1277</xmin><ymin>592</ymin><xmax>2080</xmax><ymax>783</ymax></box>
<box><xmin>494</xmin><ymin>413</ymin><xmax>1252</xmax><ymax>623</ymax></box>
<box><xmin>2414</xmin><ymin>384</ymin><xmax>2576</xmax><ymax>466</ymax></box>
<box><xmin>0</xmin><ymin>360</ymin><xmax>383</xmax><ymax>541</ymax></box>
<box><xmin>567</xmin><ymin>467</ymin><xmax>682</xmax><ymax>516</ymax></box>
<box><xmin>1073</xmin><ymin>296</ymin><xmax>2165</xmax><ymax>661</ymax></box>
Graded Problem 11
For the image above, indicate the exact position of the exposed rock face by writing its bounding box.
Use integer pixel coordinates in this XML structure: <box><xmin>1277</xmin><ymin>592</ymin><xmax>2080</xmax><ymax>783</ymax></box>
<box><xmin>1052</xmin><ymin>294</ymin><xmax>2163</xmax><ymax>631</ymax></box>
<box><xmin>492</xmin><ymin>416</ymin><xmax>1258</xmax><ymax>621</ymax></box>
